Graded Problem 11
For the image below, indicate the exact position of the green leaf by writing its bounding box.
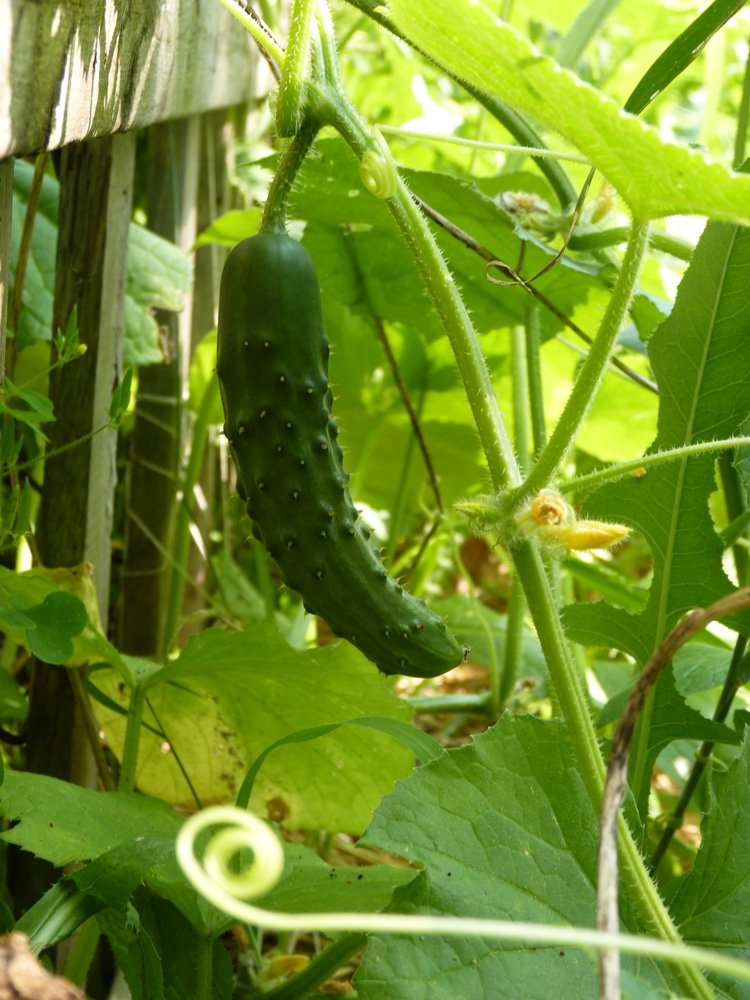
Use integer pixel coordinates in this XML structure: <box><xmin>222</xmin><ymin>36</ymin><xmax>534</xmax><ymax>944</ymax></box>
<box><xmin>16</xmin><ymin>838</ymin><xmax>175</xmax><ymax>950</ymax></box>
<box><xmin>563</xmin><ymin>221</ymin><xmax>750</xmax><ymax>668</ymax></box>
<box><xmin>255</xmin><ymin>848</ymin><xmax>417</xmax><ymax>915</ymax></box>
<box><xmin>0</xmin><ymin>565</ymin><xmax>114</xmax><ymax>667</ymax></box>
<box><xmin>194</xmin><ymin>208</ymin><xmax>262</xmax><ymax>248</ymax></box>
<box><xmin>672</xmin><ymin>643</ymin><xmax>736</xmax><ymax>696</ymax></box>
<box><xmin>210</xmin><ymin>550</ymin><xmax>267</xmax><ymax>625</ymax></box>
<box><xmin>562</xmin><ymin>219</ymin><xmax>750</xmax><ymax>809</ymax></box>
<box><xmin>388</xmin><ymin>0</ymin><xmax>750</xmax><ymax>223</ymax></box>
<box><xmin>355</xmin><ymin>715</ymin><xmax>664</xmax><ymax>1000</ymax></box>
<box><xmin>288</xmin><ymin>140</ymin><xmax>605</xmax><ymax>342</ymax></box>
<box><xmin>0</xmin><ymin>771</ymin><xmax>183</xmax><ymax>867</ymax></box>
<box><xmin>93</xmin><ymin>623</ymin><xmax>416</xmax><ymax>833</ymax></box>
<box><xmin>2</xmin><ymin>377</ymin><xmax>55</xmax><ymax>420</ymax></box>
<box><xmin>109</xmin><ymin>368</ymin><xmax>134</xmax><ymax>424</ymax></box>
<box><xmin>555</xmin><ymin>0</ymin><xmax>622</xmax><ymax>70</ymax></box>
<box><xmin>624</xmin><ymin>0</ymin><xmax>747</xmax><ymax>115</ymax></box>
<box><xmin>23</xmin><ymin>591</ymin><xmax>89</xmax><ymax>664</ymax></box>
<box><xmin>667</xmin><ymin>732</ymin><xmax>750</xmax><ymax>999</ymax></box>
<box><xmin>636</xmin><ymin>665</ymin><xmax>740</xmax><ymax>819</ymax></box>
<box><xmin>236</xmin><ymin>716</ymin><xmax>442</xmax><ymax>808</ymax></box>
<box><xmin>10</xmin><ymin>160</ymin><xmax>191</xmax><ymax>365</ymax></box>
<box><xmin>564</xmin><ymin>556</ymin><xmax>648</xmax><ymax>612</ymax></box>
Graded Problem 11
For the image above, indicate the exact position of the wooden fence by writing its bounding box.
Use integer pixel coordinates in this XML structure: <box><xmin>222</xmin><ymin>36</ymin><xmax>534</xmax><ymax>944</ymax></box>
<box><xmin>0</xmin><ymin>0</ymin><xmax>261</xmax><ymax>802</ymax></box>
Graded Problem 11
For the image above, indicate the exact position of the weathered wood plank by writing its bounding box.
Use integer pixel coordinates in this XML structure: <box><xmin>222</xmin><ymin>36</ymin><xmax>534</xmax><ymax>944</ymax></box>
<box><xmin>120</xmin><ymin>116</ymin><xmax>200</xmax><ymax>658</ymax></box>
<box><xmin>37</xmin><ymin>132</ymin><xmax>135</xmax><ymax>618</ymax></box>
<box><xmin>0</xmin><ymin>0</ymin><xmax>258</xmax><ymax>160</ymax></box>
<box><xmin>0</xmin><ymin>159</ymin><xmax>12</xmax><ymax>381</ymax></box>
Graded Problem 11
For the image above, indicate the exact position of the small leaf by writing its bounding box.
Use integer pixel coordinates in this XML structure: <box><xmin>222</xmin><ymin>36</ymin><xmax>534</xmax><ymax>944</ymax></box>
<box><xmin>109</xmin><ymin>368</ymin><xmax>133</xmax><ymax>424</ymax></box>
<box><xmin>236</xmin><ymin>715</ymin><xmax>442</xmax><ymax>808</ymax></box>
<box><xmin>624</xmin><ymin>0</ymin><xmax>747</xmax><ymax>115</ymax></box>
<box><xmin>24</xmin><ymin>591</ymin><xmax>89</xmax><ymax>664</ymax></box>
<box><xmin>2</xmin><ymin>378</ymin><xmax>54</xmax><ymax>420</ymax></box>
<box><xmin>0</xmin><ymin>603</ymin><xmax>36</xmax><ymax>630</ymax></box>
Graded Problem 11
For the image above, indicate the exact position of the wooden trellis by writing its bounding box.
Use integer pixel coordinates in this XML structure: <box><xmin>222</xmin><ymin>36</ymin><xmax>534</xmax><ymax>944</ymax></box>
<box><xmin>0</xmin><ymin>0</ymin><xmax>261</xmax><ymax>798</ymax></box>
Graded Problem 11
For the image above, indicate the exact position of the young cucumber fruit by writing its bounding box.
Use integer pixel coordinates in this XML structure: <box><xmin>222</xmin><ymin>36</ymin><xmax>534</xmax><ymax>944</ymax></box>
<box><xmin>217</xmin><ymin>231</ymin><xmax>464</xmax><ymax>677</ymax></box>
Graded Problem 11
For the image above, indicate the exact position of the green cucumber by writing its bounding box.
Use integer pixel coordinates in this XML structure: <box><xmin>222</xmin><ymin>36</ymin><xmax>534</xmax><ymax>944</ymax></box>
<box><xmin>217</xmin><ymin>231</ymin><xmax>465</xmax><ymax>677</ymax></box>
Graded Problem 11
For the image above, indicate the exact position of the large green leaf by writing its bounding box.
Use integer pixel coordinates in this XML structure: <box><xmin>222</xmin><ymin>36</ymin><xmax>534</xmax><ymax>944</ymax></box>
<box><xmin>288</xmin><ymin>140</ymin><xmax>605</xmax><ymax>341</ymax></box>
<box><xmin>0</xmin><ymin>769</ymin><xmax>418</xmax><ymax>939</ymax></box>
<box><xmin>667</xmin><ymin>733</ymin><xmax>750</xmax><ymax>1000</ymax></box>
<box><xmin>562</xmin><ymin>221</ymin><xmax>750</xmax><ymax>667</ymax></box>
<box><xmin>93</xmin><ymin>623</ymin><xmax>415</xmax><ymax>833</ymax></box>
<box><xmin>0</xmin><ymin>771</ymin><xmax>182</xmax><ymax>867</ymax></box>
<box><xmin>562</xmin><ymin>219</ymin><xmax>750</xmax><ymax>812</ymax></box>
<box><xmin>389</xmin><ymin>0</ymin><xmax>750</xmax><ymax>222</ymax></box>
<box><xmin>355</xmin><ymin>715</ymin><xmax>672</xmax><ymax>1000</ymax></box>
<box><xmin>11</xmin><ymin>160</ymin><xmax>191</xmax><ymax>364</ymax></box>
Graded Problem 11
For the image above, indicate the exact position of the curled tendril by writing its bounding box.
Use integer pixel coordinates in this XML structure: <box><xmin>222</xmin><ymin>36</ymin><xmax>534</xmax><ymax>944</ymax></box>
<box><xmin>172</xmin><ymin>807</ymin><xmax>750</xmax><ymax>990</ymax></box>
<box><xmin>359</xmin><ymin>127</ymin><xmax>398</xmax><ymax>199</ymax></box>
<box><xmin>176</xmin><ymin>806</ymin><xmax>285</xmax><ymax>908</ymax></box>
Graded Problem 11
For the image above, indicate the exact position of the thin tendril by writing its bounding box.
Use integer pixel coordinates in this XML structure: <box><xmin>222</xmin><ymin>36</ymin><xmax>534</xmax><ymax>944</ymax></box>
<box><xmin>175</xmin><ymin>805</ymin><xmax>750</xmax><ymax>986</ymax></box>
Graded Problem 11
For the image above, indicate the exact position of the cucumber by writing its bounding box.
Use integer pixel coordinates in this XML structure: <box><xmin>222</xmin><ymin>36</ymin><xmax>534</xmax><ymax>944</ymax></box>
<box><xmin>217</xmin><ymin>231</ymin><xmax>465</xmax><ymax>677</ymax></box>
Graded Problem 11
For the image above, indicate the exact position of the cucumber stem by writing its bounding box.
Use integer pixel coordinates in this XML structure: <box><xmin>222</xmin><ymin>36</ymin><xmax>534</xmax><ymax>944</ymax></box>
<box><xmin>261</xmin><ymin>122</ymin><xmax>320</xmax><ymax>234</ymax></box>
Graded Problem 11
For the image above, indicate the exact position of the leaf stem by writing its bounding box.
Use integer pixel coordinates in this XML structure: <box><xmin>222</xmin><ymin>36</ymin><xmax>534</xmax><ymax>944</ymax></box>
<box><xmin>216</xmin><ymin>0</ymin><xmax>286</xmax><ymax>65</ymax></box>
<box><xmin>568</xmin><ymin>226</ymin><xmax>693</xmax><ymax>261</ymax></box>
<box><xmin>314</xmin><ymin>0</ymin><xmax>341</xmax><ymax>85</ymax></box>
<box><xmin>324</xmin><ymin>97</ymin><xmax>520</xmax><ymax>490</ymax></box>
<box><xmin>376</xmin><ymin>125</ymin><xmax>589</xmax><ymax>163</ymax></box>
<box><xmin>559</xmin><ymin>436</ymin><xmax>750</xmax><ymax>494</ymax></box>
<box><xmin>195</xmin><ymin>935</ymin><xmax>213</xmax><ymax>1000</ymax></box>
<box><xmin>512</xmin><ymin>219</ymin><xmax>651</xmax><ymax>504</ymax></box>
<box><xmin>119</xmin><ymin>682</ymin><xmax>146</xmax><ymax>794</ymax></box>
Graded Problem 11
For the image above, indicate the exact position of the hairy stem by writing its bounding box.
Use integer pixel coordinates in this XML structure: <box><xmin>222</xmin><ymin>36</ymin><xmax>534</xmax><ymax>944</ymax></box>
<box><xmin>339</xmin><ymin>0</ymin><xmax>578</xmax><ymax>208</ymax></box>
<box><xmin>217</xmin><ymin>0</ymin><xmax>286</xmax><ymax>65</ymax></box>
<box><xmin>524</xmin><ymin>307</ymin><xmax>546</xmax><ymax>456</ymax></box>
<box><xmin>559</xmin><ymin>436</ymin><xmax>750</xmax><ymax>495</ymax></box>
<box><xmin>325</xmin><ymin>97</ymin><xmax>519</xmax><ymax>489</ymax></box>
<box><xmin>319</xmin><ymin>86</ymin><xmax>714</xmax><ymax>995</ymax></box>
<box><xmin>277</xmin><ymin>0</ymin><xmax>317</xmax><ymax>135</ymax></box>
<box><xmin>261</xmin><ymin>121</ymin><xmax>319</xmax><ymax>233</ymax></box>
<box><xmin>513</xmin><ymin>219</ymin><xmax>651</xmax><ymax>504</ymax></box>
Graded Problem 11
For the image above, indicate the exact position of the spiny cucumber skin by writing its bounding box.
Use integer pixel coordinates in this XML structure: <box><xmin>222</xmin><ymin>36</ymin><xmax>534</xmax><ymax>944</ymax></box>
<box><xmin>216</xmin><ymin>231</ymin><xmax>464</xmax><ymax>677</ymax></box>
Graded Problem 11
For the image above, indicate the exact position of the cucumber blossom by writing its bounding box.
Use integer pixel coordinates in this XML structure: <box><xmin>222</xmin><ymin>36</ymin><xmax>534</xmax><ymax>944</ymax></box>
<box><xmin>216</xmin><ymin>231</ymin><xmax>464</xmax><ymax>677</ymax></box>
